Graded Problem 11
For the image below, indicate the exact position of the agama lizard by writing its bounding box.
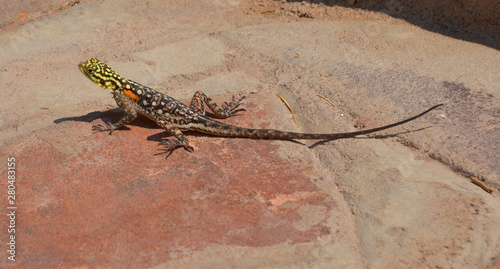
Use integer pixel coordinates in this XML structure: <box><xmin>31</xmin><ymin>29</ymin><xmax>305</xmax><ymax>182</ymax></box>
<box><xmin>79</xmin><ymin>58</ymin><xmax>442</xmax><ymax>153</ymax></box>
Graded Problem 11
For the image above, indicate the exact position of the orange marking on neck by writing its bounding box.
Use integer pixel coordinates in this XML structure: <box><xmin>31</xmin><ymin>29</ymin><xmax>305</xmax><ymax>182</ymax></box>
<box><xmin>123</xmin><ymin>89</ymin><xmax>140</xmax><ymax>102</ymax></box>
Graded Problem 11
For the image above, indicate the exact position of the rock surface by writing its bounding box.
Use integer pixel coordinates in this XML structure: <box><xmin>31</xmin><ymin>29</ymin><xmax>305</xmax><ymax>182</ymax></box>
<box><xmin>0</xmin><ymin>0</ymin><xmax>499</xmax><ymax>268</ymax></box>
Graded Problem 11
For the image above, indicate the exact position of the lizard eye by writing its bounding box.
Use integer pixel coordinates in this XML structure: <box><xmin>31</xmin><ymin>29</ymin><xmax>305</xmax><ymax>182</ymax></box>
<box><xmin>88</xmin><ymin>68</ymin><xmax>93</xmax><ymax>74</ymax></box>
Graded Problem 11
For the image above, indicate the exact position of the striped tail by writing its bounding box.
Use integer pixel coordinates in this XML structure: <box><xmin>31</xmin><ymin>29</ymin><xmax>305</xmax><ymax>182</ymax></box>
<box><xmin>198</xmin><ymin>104</ymin><xmax>443</xmax><ymax>140</ymax></box>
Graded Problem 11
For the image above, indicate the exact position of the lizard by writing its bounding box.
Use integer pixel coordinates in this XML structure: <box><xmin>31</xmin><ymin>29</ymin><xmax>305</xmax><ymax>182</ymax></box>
<box><xmin>79</xmin><ymin>57</ymin><xmax>443</xmax><ymax>153</ymax></box>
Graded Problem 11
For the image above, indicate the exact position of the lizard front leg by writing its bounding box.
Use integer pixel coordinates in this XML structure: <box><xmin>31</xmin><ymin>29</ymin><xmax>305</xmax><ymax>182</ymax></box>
<box><xmin>189</xmin><ymin>91</ymin><xmax>246</xmax><ymax>119</ymax></box>
<box><xmin>157</xmin><ymin>119</ymin><xmax>194</xmax><ymax>152</ymax></box>
<box><xmin>93</xmin><ymin>91</ymin><xmax>137</xmax><ymax>134</ymax></box>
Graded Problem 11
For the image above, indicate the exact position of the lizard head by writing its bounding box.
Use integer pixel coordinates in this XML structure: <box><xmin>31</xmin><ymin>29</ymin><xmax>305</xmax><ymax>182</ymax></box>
<box><xmin>79</xmin><ymin>58</ymin><xmax>125</xmax><ymax>90</ymax></box>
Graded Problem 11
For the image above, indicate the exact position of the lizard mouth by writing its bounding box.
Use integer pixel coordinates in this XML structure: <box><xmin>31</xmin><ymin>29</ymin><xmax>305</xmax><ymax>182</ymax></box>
<box><xmin>78</xmin><ymin>62</ymin><xmax>92</xmax><ymax>79</ymax></box>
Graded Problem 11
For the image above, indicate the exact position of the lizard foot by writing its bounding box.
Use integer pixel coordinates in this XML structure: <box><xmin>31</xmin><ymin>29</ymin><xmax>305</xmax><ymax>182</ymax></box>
<box><xmin>224</xmin><ymin>95</ymin><xmax>246</xmax><ymax>116</ymax></box>
<box><xmin>159</xmin><ymin>139</ymin><xmax>194</xmax><ymax>153</ymax></box>
<box><xmin>92</xmin><ymin>123</ymin><xmax>118</xmax><ymax>135</ymax></box>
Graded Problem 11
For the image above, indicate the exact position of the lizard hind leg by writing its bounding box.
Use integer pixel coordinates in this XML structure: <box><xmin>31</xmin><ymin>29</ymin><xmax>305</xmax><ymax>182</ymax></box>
<box><xmin>156</xmin><ymin>120</ymin><xmax>194</xmax><ymax>153</ymax></box>
<box><xmin>189</xmin><ymin>91</ymin><xmax>246</xmax><ymax>119</ymax></box>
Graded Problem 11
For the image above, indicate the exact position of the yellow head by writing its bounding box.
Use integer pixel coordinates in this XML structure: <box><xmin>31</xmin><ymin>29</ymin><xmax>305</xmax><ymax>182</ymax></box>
<box><xmin>78</xmin><ymin>58</ymin><xmax>125</xmax><ymax>90</ymax></box>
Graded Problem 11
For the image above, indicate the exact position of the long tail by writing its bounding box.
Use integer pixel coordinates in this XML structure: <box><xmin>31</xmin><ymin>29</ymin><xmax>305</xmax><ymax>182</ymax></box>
<box><xmin>198</xmin><ymin>104</ymin><xmax>443</xmax><ymax>140</ymax></box>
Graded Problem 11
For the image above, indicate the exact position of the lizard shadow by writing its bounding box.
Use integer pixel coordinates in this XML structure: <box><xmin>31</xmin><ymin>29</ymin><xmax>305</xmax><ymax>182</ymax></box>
<box><xmin>53</xmin><ymin>110</ymin><xmax>112</xmax><ymax>124</ymax></box>
<box><xmin>308</xmin><ymin>126</ymin><xmax>434</xmax><ymax>149</ymax></box>
<box><xmin>54</xmin><ymin>108</ymin><xmax>159</xmax><ymax>130</ymax></box>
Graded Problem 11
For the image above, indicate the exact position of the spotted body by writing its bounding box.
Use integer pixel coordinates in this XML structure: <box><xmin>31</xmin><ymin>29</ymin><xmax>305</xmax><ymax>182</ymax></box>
<box><xmin>79</xmin><ymin>58</ymin><xmax>442</xmax><ymax>153</ymax></box>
